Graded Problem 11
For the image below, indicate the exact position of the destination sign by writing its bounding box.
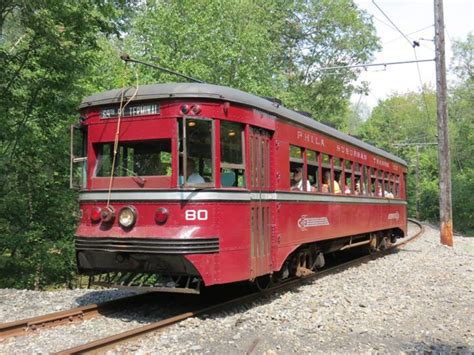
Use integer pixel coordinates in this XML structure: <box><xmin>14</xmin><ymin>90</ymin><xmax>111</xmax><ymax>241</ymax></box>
<box><xmin>100</xmin><ymin>103</ymin><xmax>160</xmax><ymax>118</ymax></box>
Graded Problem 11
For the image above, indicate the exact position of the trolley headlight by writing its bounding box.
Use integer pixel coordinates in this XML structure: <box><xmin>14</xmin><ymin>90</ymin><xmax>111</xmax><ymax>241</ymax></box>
<box><xmin>119</xmin><ymin>206</ymin><xmax>137</xmax><ymax>228</ymax></box>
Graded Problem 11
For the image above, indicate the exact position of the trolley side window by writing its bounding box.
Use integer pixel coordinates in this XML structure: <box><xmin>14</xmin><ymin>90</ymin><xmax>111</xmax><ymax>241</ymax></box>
<box><xmin>353</xmin><ymin>162</ymin><xmax>362</xmax><ymax>195</ymax></box>
<box><xmin>94</xmin><ymin>139</ymin><xmax>172</xmax><ymax>177</ymax></box>
<box><xmin>70</xmin><ymin>124</ymin><xmax>88</xmax><ymax>189</ymax></box>
<box><xmin>289</xmin><ymin>145</ymin><xmax>310</xmax><ymax>192</ymax></box>
<box><xmin>333</xmin><ymin>157</ymin><xmax>342</xmax><ymax>194</ymax></box>
<box><xmin>321</xmin><ymin>154</ymin><xmax>332</xmax><ymax>193</ymax></box>
<box><xmin>362</xmin><ymin>165</ymin><xmax>369</xmax><ymax>196</ymax></box>
<box><xmin>376</xmin><ymin>170</ymin><xmax>383</xmax><ymax>197</ymax></box>
<box><xmin>344</xmin><ymin>160</ymin><xmax>352</xmax><ymax>194</ymax></box>
<box><xmin>220</xmin><ymin>121</ymin><xmax>245</xmax><ymax>187</ymax></box>
<box><xmin>180</xmin><ymin>118</ymin><xmax>214</xmax><ymax>186</ymax></box>
<box><xmin>307</xmin><ymin>150</ymin><xmax>319</xmax><ymax>190</ymax></box>
<box><xmin>395</xmin><ymin>174</ymin><xmax>400</xmax><ymax>198</ymax></box>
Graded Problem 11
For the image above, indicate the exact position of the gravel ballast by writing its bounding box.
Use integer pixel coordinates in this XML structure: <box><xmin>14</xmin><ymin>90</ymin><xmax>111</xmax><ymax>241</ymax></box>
<box><xmin>0</xmin><ymin>223</ymin><xmax>472</xmax><ymax>354</ymax></box>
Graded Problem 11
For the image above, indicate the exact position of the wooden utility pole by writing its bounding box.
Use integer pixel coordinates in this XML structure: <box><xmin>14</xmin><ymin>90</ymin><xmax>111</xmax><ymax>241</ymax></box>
<box><xmin>434</xmin><ymin>0</ymin><xmax>453</xmax><ymax>246</ymax></box>
<box><xmin>415</xmin><ymin>145</ymin><xmax>420</xmax><ymax>221</ymax></box>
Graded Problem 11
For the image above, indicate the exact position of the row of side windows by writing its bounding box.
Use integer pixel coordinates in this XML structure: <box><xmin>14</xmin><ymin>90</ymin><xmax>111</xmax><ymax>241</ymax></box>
<box><xmin>289</xmin><ymin>145</ymin><xmax>400</xmax><ymax>198</ymax></box>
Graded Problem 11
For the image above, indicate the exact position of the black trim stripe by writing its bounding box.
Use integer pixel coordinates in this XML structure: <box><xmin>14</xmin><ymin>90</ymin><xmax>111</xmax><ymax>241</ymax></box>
<box><xmin>75</xmin><ymin>237</ymin><xmax>219</xmax><ymax>254</ymax></box>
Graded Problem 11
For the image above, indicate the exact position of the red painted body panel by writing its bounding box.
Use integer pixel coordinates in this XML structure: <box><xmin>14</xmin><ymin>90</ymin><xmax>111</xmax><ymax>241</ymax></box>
<box><xmin>78</xmin><ymin>201</ymin><xmax>252</xmax><ymax>285</ymax></box>
<box><xmin>273</xmin><ymin>199</ymin><xmax>406</xmax><ymax>270</ymax></box>
<box><xmin>75</xmin><ymin>93</ymin><xmax>408</xmax><ymax>288</ymax></box>
<box><xmin>77</xmin><ymin>197</ymin><xmax>406</xmax><ymax>285</ymax></box>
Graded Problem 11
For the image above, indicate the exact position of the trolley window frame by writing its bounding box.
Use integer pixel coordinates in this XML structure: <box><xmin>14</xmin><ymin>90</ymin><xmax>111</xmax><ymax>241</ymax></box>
<box><xmin>180</xmin><ymin>116</ymin><xmax>216</xmax><ymax>188</ymax></box>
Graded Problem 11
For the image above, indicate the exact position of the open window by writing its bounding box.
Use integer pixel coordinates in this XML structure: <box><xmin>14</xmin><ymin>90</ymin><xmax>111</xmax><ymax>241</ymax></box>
<box><xmin>353</xmin><ymin>163</ymin><xmax>361</xmax><ymax>195</ymax></box>
<box><xmin>70</xmin><ymin>124</ymin><xmax>87</xmax><ymax>189</ymax></box>
<box><xmin>362</xmin><ymin>165</ymin><xmax>369</xmax><ymax>196</ymax></box>
<box><xmin>333</xmin><ymin>157</ymin><xmax>342</xmax><ymax>194</ymax></box>
<box><xmin>307</xmin><ymin>150</ymin><xmax>319</xmax><ymax>191</ymax></box>
<box><xmin>376</xmin><ymin>170</ymin><xmax>383</xmax><ymax>197</ymax></box>
<box><xmin>321</xmin><ymin>154</ymin><xmax>331</xmax><ymax>193</ymax></box>
<box><xmin>289</xmin><ymin>145</ymin><xmax>310</xmax><ymax>191</ymax></box>
<box><xmin>344</xmin><ymin>160</ymin><xmax>352</xmax><ymax>194</ymax></box>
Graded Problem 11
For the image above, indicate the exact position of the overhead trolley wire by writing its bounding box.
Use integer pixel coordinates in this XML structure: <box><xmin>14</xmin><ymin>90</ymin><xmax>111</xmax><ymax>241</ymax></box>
<box><xmin>383</xmin><ymin>24</ymin><xmax>434</xmax><ymax>46</ymax></box>
<box><xmin>371</xmin><ymin>0</ymin><xmax>413</xmax><ymax>47</ymax></box>
<box><xmin>371</xmin><ymin>0</ymin><xmax>433</xmax><ymax>126</ymax></box>
<box><xmin>315</xmin><ymin>58</ymin><xmax>434</xmax><ymax>72</ymax></box>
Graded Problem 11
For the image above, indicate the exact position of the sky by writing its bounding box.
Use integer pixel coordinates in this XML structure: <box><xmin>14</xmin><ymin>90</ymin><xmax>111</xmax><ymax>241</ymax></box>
<box><xmin>352</xmin><ymin>0</ymin><xmax>474</xmax><ymax>111</ymax></box>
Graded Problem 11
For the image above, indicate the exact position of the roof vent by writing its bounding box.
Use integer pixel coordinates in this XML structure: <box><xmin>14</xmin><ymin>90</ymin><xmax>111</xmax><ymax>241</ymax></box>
<box><xmin>296</xmin><ymin>111</ymin><xmax>313</xmax><ymax>118</ymax></box>
<box><xmin>261</xmin><ymin>96</ymin><xmax>283</xmax><ymax>106</ymax></box>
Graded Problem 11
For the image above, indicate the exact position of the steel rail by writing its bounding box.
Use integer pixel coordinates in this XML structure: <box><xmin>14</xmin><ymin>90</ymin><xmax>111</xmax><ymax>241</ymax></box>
<box><xmin>0</xmin><ymin>292</ymin><xmax>158</xmax><ymax>339</ymax></box>
<box><xmin>56</xmin><ymin>220</ymin><xmax>424</xmax><ymax>354</ymax></box>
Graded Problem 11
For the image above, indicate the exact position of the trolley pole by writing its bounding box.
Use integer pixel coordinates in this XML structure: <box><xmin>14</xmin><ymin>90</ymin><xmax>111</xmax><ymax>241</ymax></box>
<box><xmin>434</xmin><ymin>0</ymin><xmax>453</xmax><ymax>246</ymax></box>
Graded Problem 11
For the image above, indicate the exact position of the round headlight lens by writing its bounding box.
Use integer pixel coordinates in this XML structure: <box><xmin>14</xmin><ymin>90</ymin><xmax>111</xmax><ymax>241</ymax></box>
<box><xmin>119</xmin><ymin>206</ymin><xmax>137</xmax><ymax>228</ymax></box>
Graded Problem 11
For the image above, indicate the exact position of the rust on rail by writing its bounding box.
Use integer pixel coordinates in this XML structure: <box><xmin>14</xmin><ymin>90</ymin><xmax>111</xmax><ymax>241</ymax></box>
<box><xmin>0</xmin><ymin>292</ymin><xmax>156</xmax><ymax>339</ymax></box>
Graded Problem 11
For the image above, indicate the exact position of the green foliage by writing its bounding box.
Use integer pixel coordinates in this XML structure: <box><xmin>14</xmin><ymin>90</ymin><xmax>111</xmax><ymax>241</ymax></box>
<box><xmin>0</xmin><ymin>0</ymin><xmax>380</xmax><ymax>289</ymax></box>
<box><xmin>359</xmin><ymin>89</ymin><xmax>437</xmax><ymax>151</ymax></box>
<box><xmin>277</xmin><ymin>0</ymin><xmax>380</xmax><ymax>125</ymax></box>
<box><xmin>0</xmin><ymin>0</ymin><xmax>122</xmax><ymax>289</ymax></box>
<box><xmin>124</xmin><ymin>0</ymin><xmax>379</xmax><ymax>126</ymax></box>
<box><xmin>359</xmin><ymin>33</ymin><xmax>474</xmax><ymax>235</ymax></box>
<box><xmin>449</xmin><ymin>33</ymin><xmax>474</xmax><ymax>235</ymax></box>
<box><xmin>452</xmin><ymin>169</ymin><xmax>474</xmax><ymax>235</ymax></box>
<box><xmin>358</xmin><ymin>89</ymin><xmax>439</xmax><ymax>222</ymax></box>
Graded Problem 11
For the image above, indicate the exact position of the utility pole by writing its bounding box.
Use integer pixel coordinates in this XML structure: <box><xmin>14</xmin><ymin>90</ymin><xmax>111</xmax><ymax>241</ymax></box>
<box><xmin>415</xmin><ymin>145</ymin><xmax>420</xmax><ymax>221</ymax></box>
<box><xmin>434</xmin><ymin>0</ymin><xmax>453</xmax><ymax>246</ymax></box>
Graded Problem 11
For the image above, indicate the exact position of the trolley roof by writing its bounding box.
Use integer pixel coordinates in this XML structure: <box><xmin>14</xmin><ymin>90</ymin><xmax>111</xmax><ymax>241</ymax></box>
<box><xmin>79</xmin><ymin>83</ymin><xmax>407</xmax><ymax>166</ymax></box>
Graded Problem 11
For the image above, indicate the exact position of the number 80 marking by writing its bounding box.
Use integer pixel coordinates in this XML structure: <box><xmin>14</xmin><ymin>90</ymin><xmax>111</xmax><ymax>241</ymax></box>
<box><xmin>185</xmin><ymin>209</ymin><xmax>208</xmax><ymax>221</ymax></box>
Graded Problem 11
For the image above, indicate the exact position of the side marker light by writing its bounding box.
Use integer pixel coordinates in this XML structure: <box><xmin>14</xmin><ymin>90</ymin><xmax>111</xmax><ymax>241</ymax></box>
<box><xmin>155</xmin><ymin>207</ymin><xmax>169</xmax><ymax>224</ymax></box>
<box><xmin>91</xmin><ymin>207</ymin><xmax>102</xmax><ymax>223</ymax></box>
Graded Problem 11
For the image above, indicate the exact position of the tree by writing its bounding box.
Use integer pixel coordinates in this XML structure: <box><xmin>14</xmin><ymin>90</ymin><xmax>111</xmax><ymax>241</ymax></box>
<box><xmin>0</xmin><ymin>0</ymin><xmax>123</xmax><ymax>289</ymax></box>
<box><xmin>449</xmin><ymin>33</ymin><xmax>474</xmax><ymax>234</ymax></box>
<box><xmin>277</xmin><ymin>0</ymin><xmax>379</xmax><ymax>126</ymax></box>
<box><xmin>359</xmin><ymin>90</ymin><xmax>437</xmax><ymax>151</ymax></box>
<box><xmin>359</xmin><ymin>90</ymin><xmax>439</xmax><ymax>221</ymax></box>
<box><xmin>123</xmin><ymin>0</ymin><xmax>379</xmax><ymax>127</ymax></box>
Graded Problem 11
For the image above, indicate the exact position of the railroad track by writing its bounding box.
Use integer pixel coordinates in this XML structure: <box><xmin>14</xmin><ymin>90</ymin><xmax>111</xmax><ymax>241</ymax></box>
<box><xmin>57</xmin><ymin>220</ymin><xmax>424</xmax><ymax>354</ymax></box>
<box><xmin>0</xmin><ymin>292</ymin><xmax>161</xmax><ymax>339</ymax></box>
<box><xmin>1</xmin><ymin>220</ymin><xmax>424</xmax><ymax>353</ymax></box>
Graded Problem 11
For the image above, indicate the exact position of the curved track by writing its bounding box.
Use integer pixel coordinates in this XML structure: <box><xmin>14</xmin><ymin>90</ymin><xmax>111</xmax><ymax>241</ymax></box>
<box><xmin>52</xmin><ymin>220</ymin><xmax>424</xmax><ymax>354</ymax></box>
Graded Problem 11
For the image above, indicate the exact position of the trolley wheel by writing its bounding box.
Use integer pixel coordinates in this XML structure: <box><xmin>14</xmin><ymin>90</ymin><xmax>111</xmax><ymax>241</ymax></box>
<box><xmin>255</xmin><ymin>275</ymin><xmax>273</xmax><ymax>291</ymax></box>
<box><xmin>369</xmin><ymin>233</ymin><xmax>378</xmax><ymax>253</ymax></box>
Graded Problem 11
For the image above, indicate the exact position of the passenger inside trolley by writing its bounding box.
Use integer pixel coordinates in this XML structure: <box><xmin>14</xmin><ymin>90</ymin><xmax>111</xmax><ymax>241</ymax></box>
<box><xmin>291</xmin><ymin>167</ymin><xmax>313</xmax><ymax>192</ymax></box>
<box><xmin>186</xmin><ymin>158</ymin><xmax>205</xmax><ymax>184</ymax></box>
<box><xmin>322</xmin><ymin>171</ymin><xmax>341</xmax><ymax>194</ymax></box>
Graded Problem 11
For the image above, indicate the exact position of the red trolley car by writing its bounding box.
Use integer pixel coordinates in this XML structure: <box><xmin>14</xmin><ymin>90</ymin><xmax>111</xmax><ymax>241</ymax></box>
<box><xmin>71</xmin><ymin>83</ymin><xmax>407</xmax><ymax>293</ymax></box>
